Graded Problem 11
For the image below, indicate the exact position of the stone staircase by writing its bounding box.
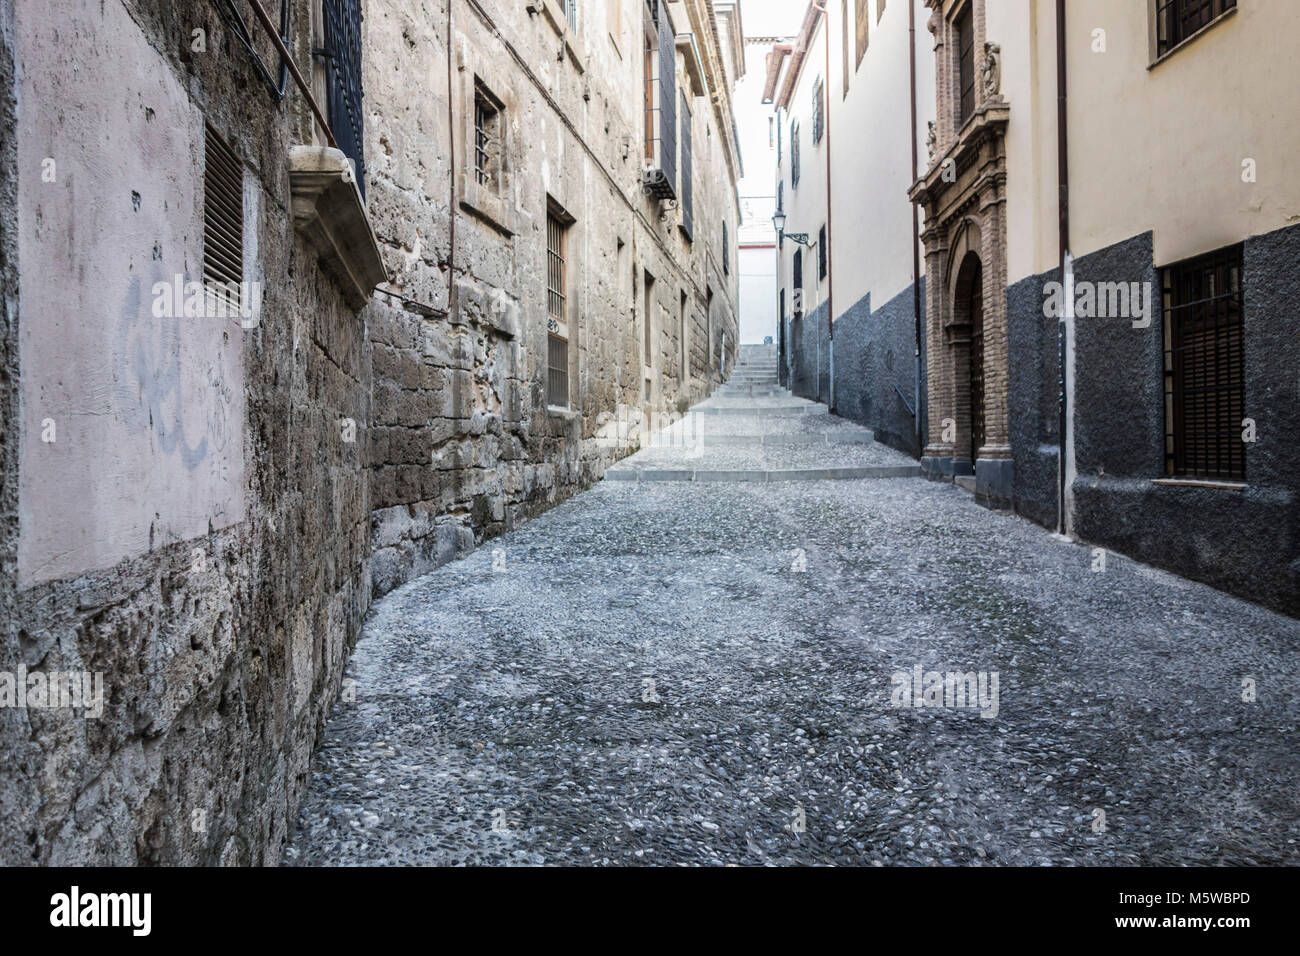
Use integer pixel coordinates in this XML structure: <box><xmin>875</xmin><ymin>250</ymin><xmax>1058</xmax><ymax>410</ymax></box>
<box><xmin>605</xmin><ymin>344</ymin><xmax>922</xmax><ymax>483</ymax></box>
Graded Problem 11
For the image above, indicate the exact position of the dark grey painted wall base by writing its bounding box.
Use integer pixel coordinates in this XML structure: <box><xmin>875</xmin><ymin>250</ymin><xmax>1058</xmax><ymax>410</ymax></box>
<box><xmin>785</xmin><ymin>281</ymin><xmax>927</xmax><ymax>459</ymax></box>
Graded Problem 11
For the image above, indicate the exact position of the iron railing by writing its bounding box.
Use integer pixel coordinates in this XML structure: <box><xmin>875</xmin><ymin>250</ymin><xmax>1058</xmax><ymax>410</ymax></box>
<box><xmin>321</xmin><ymin>0</ymin><xmax>366</xmax><ymax>197</ymax></box>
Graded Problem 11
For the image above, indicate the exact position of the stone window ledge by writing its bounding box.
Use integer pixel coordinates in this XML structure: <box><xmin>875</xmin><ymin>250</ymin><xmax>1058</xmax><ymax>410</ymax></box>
<box><xmin>288</xmin><ymin>146</ymin><xmax>388</xmax><ymax>309</ymax></box>
<box><xmin>1149</xmin><ymin>7</ymin><xmax>1237</xmax><ymax>70</ymax></box>
<box><xmin>532</xmin><ymin>0</ymin><xmax>588</xmax><ymax>74</ymax></box>
<box><xmin>1151</xmin><ymin>477</ymin><xmax>1247</xmax><ymax>491</ymax></box>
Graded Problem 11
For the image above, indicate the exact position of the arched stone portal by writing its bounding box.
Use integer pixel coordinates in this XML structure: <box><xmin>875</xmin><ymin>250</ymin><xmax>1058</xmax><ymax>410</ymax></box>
<box><xmin>909</xmin><ymin>0</ymin><xmax>1013</xmax><ymax>510</ymax></box>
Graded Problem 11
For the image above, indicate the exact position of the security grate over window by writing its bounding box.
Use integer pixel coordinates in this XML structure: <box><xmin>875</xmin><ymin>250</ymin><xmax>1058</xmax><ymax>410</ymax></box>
<box><xmin>793</xmin><ymin>248</ymin><xmax>804</xmax><ymax>318</ymax></box>
<box><xmin>546</xmin><ymin>209</ymin><xmax>569</xmax><ymax>408</ymax></box>
<box><xmin>546</xmin><ymin>211</ymin><xmax>567</xmax><ymax>325</ymax></box>
<box><xmin>321</xmin><ymin>0</ymin><xmax>366</xmax><ymax>197</ymax></box>
<box><xmin>203</xmin><ymin>124</ymin><xmax>243</xmax><ymax>310</ymax></box>
<box><xmin>1162</xmin><ymin>244</ymin><xmax>1245</xmax><ymax>481</ymax></box>
<box><xmin>818</xmin><ymin>225</ymin><xmax>827</xmax><ymax>280</ymax></box>
<box><xmin>1156</xmin><ymin>0</ymin><xmax>1236</xmax><ymax>57</ymax></box>
<box><xmin>812</xmin><ymin>76</ymin><xmax>824</xmax><ymax>145</ymax></box>
<box><xmin>679</xmin><ymin>91</ymin><xmax>693</xmax><ymax>240</ymax></box>
<box><xmin>642</xmin><ymin>0</ymin><xmax>677</xmax><ymax>201</ymax></box>
<box><xmin>791</xmin><ymin>120</ymin><xmax>801</xmax><ymax>188</ymax></box>
<box><xmin>474</xmin><ymin>87</ymin><xmax>502</xmax><ymax>190</ymax></box>
<box><xmin>548</xmin><ymin>334</ymin><xmax>569</xmax><ymax>409</ymax></box>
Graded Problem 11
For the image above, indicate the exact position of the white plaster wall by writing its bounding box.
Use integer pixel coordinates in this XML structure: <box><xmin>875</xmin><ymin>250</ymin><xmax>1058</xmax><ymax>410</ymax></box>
<box><xmin>828</xmin><ymin>0</ymin><xmax>935</xmax><ymax>315</ymax></box>
<box><xmin>776</xmin><ymin>16</ymin><xmax>830</xmax><ymax>319</ymax></box>
<box><xmin>16</xmin><ymin>0</ymin><xmax>245</xmax><ymax>585</ymax></box>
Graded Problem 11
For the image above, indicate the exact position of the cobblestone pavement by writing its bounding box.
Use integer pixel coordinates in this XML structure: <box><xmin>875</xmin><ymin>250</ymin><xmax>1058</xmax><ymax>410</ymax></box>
<box><xmin>285</xmin><ymin>375</ymin><xmax>1300</xmax><ymax>866</ymax></box>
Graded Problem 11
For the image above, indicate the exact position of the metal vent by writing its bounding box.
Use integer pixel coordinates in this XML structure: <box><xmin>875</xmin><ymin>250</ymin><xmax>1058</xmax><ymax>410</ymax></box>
<box><xmin>203</xmin><ymin>124</ymin><xmax>243</xmax><ymax>306</ymax></box>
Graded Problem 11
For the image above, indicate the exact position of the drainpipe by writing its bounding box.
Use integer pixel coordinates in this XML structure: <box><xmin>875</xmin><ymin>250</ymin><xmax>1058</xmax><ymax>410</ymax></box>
<box><xmin>908</xmin><ymin>0</ymin><xmax>923</xmax><ymax>457</ymax></box>
<box><xmin>447</xmin><ymin>0</ymin><xmax>459</xmax><ymax>323</ymax></box>
<box><xmin>816</xmin><ymin>0</ymin><xmax>835</xmax><ymax>411</ymax></box>
<box><xmin>1055</xmin><ymin>0</ymin><xmax>1071</xmax><ymax>536</ymax></box>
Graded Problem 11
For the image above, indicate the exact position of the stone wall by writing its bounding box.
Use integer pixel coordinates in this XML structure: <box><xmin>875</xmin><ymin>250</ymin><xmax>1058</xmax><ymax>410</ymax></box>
<box><xmin>362</xmin><ymin>0</ymin><xmax>742</xmax><ymax>596</ymax></box>
<box><xmin>0</xmin><ymin>0</ymin><xmax>370</xmax><ymax>865</ymax></box>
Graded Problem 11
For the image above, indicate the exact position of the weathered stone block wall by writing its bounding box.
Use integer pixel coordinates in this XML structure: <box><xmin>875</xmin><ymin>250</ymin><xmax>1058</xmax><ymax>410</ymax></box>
<box><xmin>0</xmin><ymin>0</ymin><xmax>370</xmax><ymax>864</ymax></box>
<box><xmin>363</xmin><ymin>0</ymin><xmax>742</xmax><ymax>596</ymax></box>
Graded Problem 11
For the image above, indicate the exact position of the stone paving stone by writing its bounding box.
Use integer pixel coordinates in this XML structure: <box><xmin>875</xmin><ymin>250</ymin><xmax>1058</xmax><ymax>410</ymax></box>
<box><xmin>286</xmin><ymin>460</ymin><xmax>1300</xmax><ymax>867</ymax></box>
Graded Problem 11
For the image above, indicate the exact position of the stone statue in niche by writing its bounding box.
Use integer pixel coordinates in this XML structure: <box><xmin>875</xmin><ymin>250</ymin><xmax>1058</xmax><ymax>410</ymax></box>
<box><xmin>981</xmin><ymin>42</ymin><xmax>1002</xmax><ymax>99</ymax></box>
<box><xmin>926</xmin><ymin>121</ymin><xmax>937</xmax><ymax>162</ymax></box>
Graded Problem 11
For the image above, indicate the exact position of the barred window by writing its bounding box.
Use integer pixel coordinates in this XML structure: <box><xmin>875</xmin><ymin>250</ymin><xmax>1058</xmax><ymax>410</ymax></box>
<box><xmin>1162</xmin><ymin>244</ymin><xmax>1245</xmax><ymax>481</ymax></box>
<box><xmin>791</xmin><ymin>120</ymin><xmax>801</xmax><ymax>188</ymax></box>
<box><xmin>321</xmin><ymin>0</ymin><xmax>366</xmax><ymax>197</ymax></box>
<box><xmin>546</xmin><ymin>207</ymin><xmax>571</xmax><ymax>406</ymax></box>
<box><xmin>642</xmin><ymin>0</ymin><xmax>677</xmax><ymax>200</ymax></box>
<box><xmin>722</xmin><ymin>221</ymin><xmax>729</xmax><ymax>276</ymax></box>
<box><xmin>680</xmin><ymin>91</ymin><xmax>694</xmax><ymax>240</ymax></box>
<box><xmin>956</xmin><ymin>6</ymin><xmax>975</xmax><ymax>125</ymax></box>
<box><xmin>548</xmin><ymin>334</ymin><xmax>569</xmax><ymax>409</ymax></box>
<box><xmin>1156</xmin><ymin>0</ymin><xmax>1236</xmax><ymax>57</ymax></box>
<box><xmin>793</xmin><ymin>248</ymin><xmax>804</xmax><ymax>318</ymax></box>
<box><xmin>473</xmin><ymin>85</ymin><xmax>503</xmax><ymax>192</ymax></box>
<box><xmin>812</xmin><ymin>76</ymin><xmax>825</xmax><ymax>145</ymax></box>
<box><xmin>818</xmin><ymin>225</ymin><xmax>827</xmax><ymax>280</ymax></box>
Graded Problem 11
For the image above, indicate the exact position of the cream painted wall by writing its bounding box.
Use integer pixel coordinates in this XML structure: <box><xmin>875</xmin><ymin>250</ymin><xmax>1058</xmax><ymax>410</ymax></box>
<box><xmin>987</xmin><ymin>0</ymin><xmax>1062</xmax><ymax>286</ymax></box>
<box><xmin>1066</xmin><ymin>0</ymin><xmax>1300</xmax><ymax>266</ymax></box>
<box><xmin>828</xmin><ymin>0</ymin><xmax>935</xmax><ymax>317</ymax></box>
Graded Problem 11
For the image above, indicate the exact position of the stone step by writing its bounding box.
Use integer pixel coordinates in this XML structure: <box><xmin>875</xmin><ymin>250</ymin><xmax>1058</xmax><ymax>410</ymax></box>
<box><xmin>692</xmin><ymin>404</ymin><xmax>827</xmax><ymax>417</ymax></box>
<box><xmin>605</xmin><ymin>464</ymin><xmax>923</xmax><ymax>483</ymax></box>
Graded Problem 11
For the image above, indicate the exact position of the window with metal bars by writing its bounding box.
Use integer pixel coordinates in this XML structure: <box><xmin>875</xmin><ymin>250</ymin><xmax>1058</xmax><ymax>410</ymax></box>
<box><xmin>548</xmin><ymin>334</ymin><xmax>569</xmax><ymax>408</ymax></box>
<box><xmin>956</xmin><ymin>5</ymin><xmax>975</xmax><ymax>126</ymax></box>
<box><xmin>546</xmin><ymin>210</ymin><xmax>567</xmax><ymax>327</ymax></box>
<box><xmin>1156</xmin><ymin>0</ymin><xmax>1235</xmax><ymax>57</ymax></box>
<box><xmin>473</xmin><ymin>85</ymin><xmax>502</xmax><ymax>193</ymax></box>
<box><xmin>722</xmin><ymin>221</ymin><xmax>729</xmax><ymax>276</ymax></box>
<box><xmin>791</xmin><ymin>120</ymin><xmax>800</xmax><ymax>188</ymax></box>
<box><xmin>1162</xmin><ymin>244</ymin><xmax>1245</xmax><ymax>481</ymax></box>
<box><xmin>812</xmin><ymin>77</ymin><xmax>824</xmax><ymax>145</ymax></box>
<box><xmin>642</xmin><ymin>0</ymin><xmax>677</xmax><ymax>200</ymax></box>
<box><xmin>565</xmin><ymin>0</ymin><xmax>577</xmax><ymax>31</ymax></box>
<box><xmin>321</xmin><ymin>0</ymin><xmax>366</xmax><ymax>197</ymax></box>
<box><xmin>793</xmin><ymin>248</ymin><xmax>804</xmax><ymax>319</ymax></box>
<box><xmin>203</xmin><ymin>124</ymin><xmax>243</xmax><ymax>311</ymax></box>
<box><xmin>818</xmin><ymin>225</ymin><xmax>827</xmax><ymax>280</ymax></box>
<box><xmin>680</xmin><ymin>91</ymin><xmax>693</xmax><ymax>240</ymax></box>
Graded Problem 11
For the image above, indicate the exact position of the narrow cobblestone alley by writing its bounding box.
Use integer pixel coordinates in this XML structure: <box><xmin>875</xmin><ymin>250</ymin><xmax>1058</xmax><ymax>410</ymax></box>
<box><xmin>284</xmin><ymin>347</ymin><xmax>1300</xmax><ymax>866</ymax></box>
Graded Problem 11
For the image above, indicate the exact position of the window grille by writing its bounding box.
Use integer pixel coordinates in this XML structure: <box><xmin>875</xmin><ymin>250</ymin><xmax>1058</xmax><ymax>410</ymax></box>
<box><xmin>1162</xmin><ymin>244</ymin><xmax>1245</xmax><ymax>481</ymax></box>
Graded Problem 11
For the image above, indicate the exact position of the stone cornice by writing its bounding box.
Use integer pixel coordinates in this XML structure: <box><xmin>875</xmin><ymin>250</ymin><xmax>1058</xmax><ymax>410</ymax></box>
<box><xmin>909</xmin><ymin>100</ymin><xmax>1010</xmax><ymax>208</ymax></box>
<box><xmin>288</xmin><ymin>147</ymin><xmax>388</xmax><ymax>310</ymax></box>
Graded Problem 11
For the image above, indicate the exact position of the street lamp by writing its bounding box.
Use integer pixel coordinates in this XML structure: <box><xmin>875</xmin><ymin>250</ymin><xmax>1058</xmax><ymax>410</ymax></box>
<box><xmin>771</xmin><ymin>208</ymin><xmax>814</xmax><ymax>248</ymax></box>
